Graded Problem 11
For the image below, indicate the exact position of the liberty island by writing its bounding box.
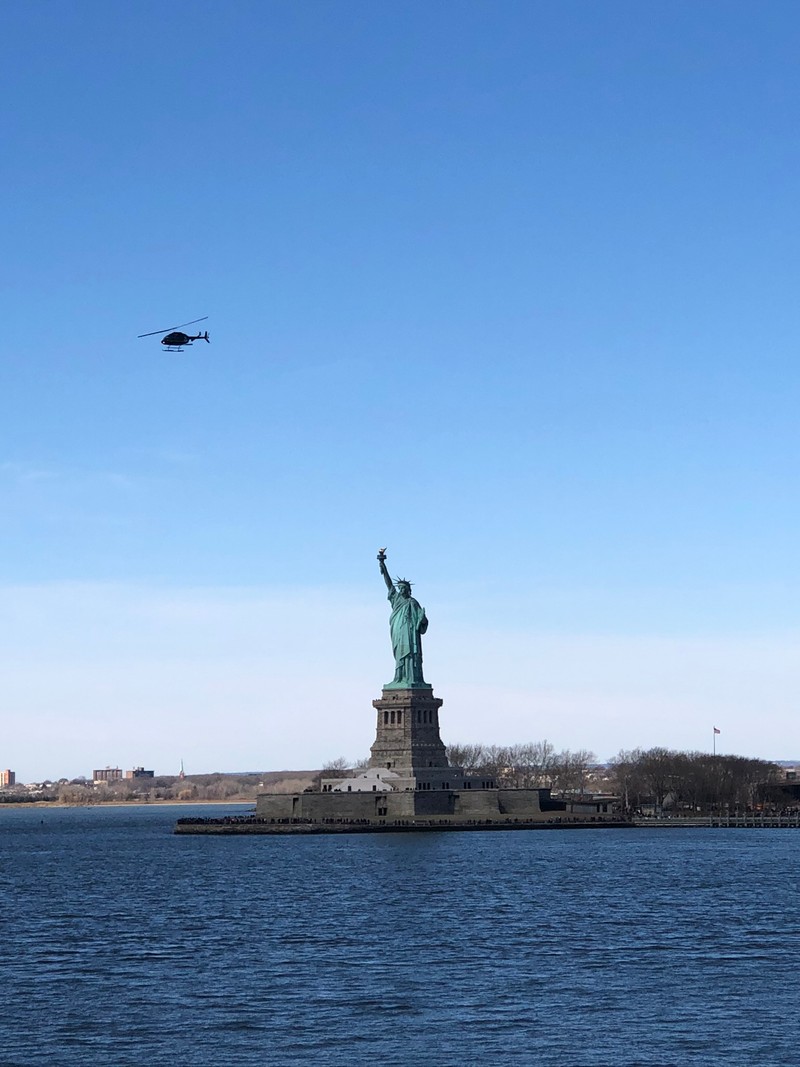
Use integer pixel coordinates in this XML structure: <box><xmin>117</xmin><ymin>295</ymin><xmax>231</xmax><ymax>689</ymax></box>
<box><xmin>176</xmin><ymin>551</ymin><xmax>627</xmax><ymax>834</ymax></box>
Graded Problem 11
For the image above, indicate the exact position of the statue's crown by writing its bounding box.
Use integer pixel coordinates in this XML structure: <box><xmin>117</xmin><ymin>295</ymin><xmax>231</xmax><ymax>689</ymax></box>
<box><xmin>395</xmin><ymin>576</ymin><xmax>413</xmax><ymax>587</ymax></box>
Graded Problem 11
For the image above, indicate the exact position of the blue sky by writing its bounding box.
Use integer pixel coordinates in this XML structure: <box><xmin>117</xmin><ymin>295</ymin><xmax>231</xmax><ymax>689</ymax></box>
<box><xmin>2</xmin><ymin>0</ymin><xmax>799</xmax><ymax>779</ymax></box>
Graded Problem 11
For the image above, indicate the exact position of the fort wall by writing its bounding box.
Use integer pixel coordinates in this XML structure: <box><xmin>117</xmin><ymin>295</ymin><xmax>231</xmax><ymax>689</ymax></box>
<box><xmin>255</xmin><ymin>786</ymin><xmax>558</xmax><ymax>823</ymax></box>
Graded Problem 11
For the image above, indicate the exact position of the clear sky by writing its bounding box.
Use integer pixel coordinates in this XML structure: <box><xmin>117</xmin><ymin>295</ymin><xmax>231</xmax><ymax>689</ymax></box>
<box><xmin>2</xmin><ymin>0</ymin><xmax>799</xmax><ymax>780</ymax></box>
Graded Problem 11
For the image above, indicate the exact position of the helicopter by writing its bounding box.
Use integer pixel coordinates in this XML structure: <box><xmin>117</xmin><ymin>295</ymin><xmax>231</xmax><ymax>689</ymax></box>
<box><xmin>137</xmin><ymin>316</ymin><xmax>210</xmax><ymax>352</ymax></box>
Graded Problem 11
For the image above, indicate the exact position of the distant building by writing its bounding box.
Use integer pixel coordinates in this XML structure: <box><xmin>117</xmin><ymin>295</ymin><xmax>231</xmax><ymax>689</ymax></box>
<box><xmin>778</xmin><ymin>767</ymin><xmax>800</xmax><ymax>803</ymax></box>
<box><xmin>93</xmin><ymin>767</ymin><xmax>122</xmax><ymax>784</ymax></box>
<box><xmin>560</xmin><ymin>792</ymin><xmax>621</xmax><ymax>816</ymax></box>
<box><xmin>0</xmin><ymin>769</ymin><xmax>15</xmax><ymax>787</ymax></box>
<box><xmin>124</xmin><ymin>767</ymin><xmax>154</xmax><ymax>779</ymax></box>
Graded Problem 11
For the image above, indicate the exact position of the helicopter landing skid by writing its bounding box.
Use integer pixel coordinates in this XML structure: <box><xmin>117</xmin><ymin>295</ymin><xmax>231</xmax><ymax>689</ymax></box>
<box><xmin>163</xmin><ymin>346</ymin><xmax>184</xmax><ymax>352</ymax></box>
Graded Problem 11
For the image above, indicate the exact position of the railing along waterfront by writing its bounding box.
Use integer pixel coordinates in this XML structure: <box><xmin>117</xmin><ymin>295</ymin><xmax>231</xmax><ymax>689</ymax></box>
<box><xmin>634</xmin><ymin>814</ymin><xmax>800</xmax><ymax>829</ymax></box>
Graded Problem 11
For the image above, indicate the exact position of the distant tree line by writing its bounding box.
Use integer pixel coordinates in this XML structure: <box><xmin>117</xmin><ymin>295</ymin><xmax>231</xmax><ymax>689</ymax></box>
<box><xmin>7</xmin><ymin>771</ymin><xmax>314</xmax><ymax>805</ymax></box>
<box><xmin>70</xmin><ymin>773</ymin><xmax>266</xmax><ymax>803</ymax></box>
<box><xmin>445</xmin><ymin>741</ymin><xmax>596</xmax><ymax>793</ymax></box>
<box><xmin>443</xmin><ymin>742</ymin><xmax>791</xmax><ymax>814</ymax></box>
<box><xmin>607</xmin><ymin>748</ymin><xmax>787</xmax><ymax>813</ymax></box>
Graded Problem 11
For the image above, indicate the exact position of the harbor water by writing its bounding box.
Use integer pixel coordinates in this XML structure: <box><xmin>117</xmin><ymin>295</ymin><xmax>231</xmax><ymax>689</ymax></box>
<box><xmin>1</xmin><ymin>804</ymin><xmax>798</xmax><ymax>1066</ymax></box>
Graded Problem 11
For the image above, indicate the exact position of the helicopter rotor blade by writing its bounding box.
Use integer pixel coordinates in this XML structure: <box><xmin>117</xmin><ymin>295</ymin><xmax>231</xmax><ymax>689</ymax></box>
<box><xmin>138</xmin><ymin>326</ymin><xmax>178</xmax><ymax>337</ymax></box>
<box><xmin>174</xmin><ymin>316</ymin><xmax>208</xmax><ymax>329</ymax></box>
<box><xmin>137</xmin><ymin>316</ymin><xmax>208</xmax><ymax>339</ymax></box>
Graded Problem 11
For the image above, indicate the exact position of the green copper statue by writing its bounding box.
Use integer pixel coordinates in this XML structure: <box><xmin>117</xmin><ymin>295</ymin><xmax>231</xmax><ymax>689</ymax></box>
<box><xmin>377</xmin><ymin>549</ymin><xmax>431</xmax><ymax>689</ymax></box>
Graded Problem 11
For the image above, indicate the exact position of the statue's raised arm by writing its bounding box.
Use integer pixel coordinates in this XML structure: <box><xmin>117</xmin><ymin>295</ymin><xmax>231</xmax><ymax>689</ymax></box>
<box><xmin>376</xmin><ymin>549</ymin><xmax>430</xmax><ymax>689</ymax></box>
<box><xmin>377</xmin><ymin>548</ymin><xmax>393</xmax><ymax>593</ymax></box>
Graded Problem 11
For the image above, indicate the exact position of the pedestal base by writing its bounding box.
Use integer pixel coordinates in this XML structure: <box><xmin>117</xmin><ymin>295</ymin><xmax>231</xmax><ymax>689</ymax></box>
<box><xmin>369</xmin><ymin>687</ymin><xmax>448</xmax><ymax>778</ymax></box>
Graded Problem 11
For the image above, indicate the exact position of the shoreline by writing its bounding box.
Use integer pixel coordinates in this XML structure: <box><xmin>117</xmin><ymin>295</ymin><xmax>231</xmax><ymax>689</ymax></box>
<box><xmin>174</xmin><ymin>813</ymin><xmax>800</xmax><ymax>835</ymax></box>
<box><xmin>175</xmin><ymin>817</ymin><xmax>634</xmax><ymax>835</ymax></box>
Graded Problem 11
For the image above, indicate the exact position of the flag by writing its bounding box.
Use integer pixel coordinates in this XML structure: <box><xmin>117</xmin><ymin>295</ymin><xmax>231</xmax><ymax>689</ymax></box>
<box><xmin>713</xmin><ymin>727</ymin><xmax>720</xmax><ymax>735</ymax></box>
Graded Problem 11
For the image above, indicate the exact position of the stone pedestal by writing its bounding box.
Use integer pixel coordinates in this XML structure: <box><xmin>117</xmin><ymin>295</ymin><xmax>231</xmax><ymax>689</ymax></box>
<box><xmin>369</xmin><ymin>688</ymin><xmax>449</xmax><ymax>781</ymax></box>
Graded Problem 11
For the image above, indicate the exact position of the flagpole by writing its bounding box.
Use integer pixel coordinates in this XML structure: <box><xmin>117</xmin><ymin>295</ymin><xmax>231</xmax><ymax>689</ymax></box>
<box><xmin>713</xmin><ymin>728</ymin><xmax>716</xmax><ymax>757</ymax></box>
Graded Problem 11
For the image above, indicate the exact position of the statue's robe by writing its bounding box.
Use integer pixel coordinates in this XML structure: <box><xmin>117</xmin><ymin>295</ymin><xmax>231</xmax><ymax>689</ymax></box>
<box><xmin>387</xmin><ymin>589</ymin><xmax>428</xmax><ymax>687</ymax></box>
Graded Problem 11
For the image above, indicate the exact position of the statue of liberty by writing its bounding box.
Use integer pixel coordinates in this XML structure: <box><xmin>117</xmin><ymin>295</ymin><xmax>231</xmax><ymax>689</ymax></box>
<box><xmin>377</xmin><ymin>549</ymin><xmax>431</xmax><ymax>689</ymax></box>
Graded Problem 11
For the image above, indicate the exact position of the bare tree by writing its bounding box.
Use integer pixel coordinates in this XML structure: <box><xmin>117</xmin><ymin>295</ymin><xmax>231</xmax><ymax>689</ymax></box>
<box><xmin>310</xmin><ymin>757</ymin><xmax>352</xmax><ymax>791</ymax></box>
<box><xmin>608</xmin><ymin>749</ymin><xmax>644</xmax><ymax>812</ymax></box>
<box><xmin>447</xmin><ymin>740</ymin><xmax>557</xmax><ymax>788</ymax></box>
<box><xmin>637</xmin><ymin>747</ymin><xmax>681</xmax><ymax>811</ymax></box>
<box><xmin>516</xmin><ymin>740</ymin><xmax>556</xmax><ymax>788</ymax></box>
<box><xmin>549</xmin><ymin>749</ymin><xmax>596</xmax><ymax>796</ymax></box>
<box><xmin>322</xmin><ymin>757</ymin><xmax>351</xmax><ymax>776</ymax></box>
<box><xmin>446</xmin><ymin>743</ymin><xmax>487</xmax><ymax>773</ymax></box>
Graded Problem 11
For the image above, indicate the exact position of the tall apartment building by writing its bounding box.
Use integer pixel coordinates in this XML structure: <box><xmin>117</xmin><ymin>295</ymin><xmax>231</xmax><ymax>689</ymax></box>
<box><xmin>124</xmin><ymin>767</ymin><xmax>154</xmax><ymax>779</ymax></box>
<box><xmin>93</xmin><ymin>767</ymin><xmax>123</xmax><ymax>784</ymax></box>
<box><xmin>0</xmin><ymin>769</ymin><xmax>15</xmax><ymax>787</ymax></box>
